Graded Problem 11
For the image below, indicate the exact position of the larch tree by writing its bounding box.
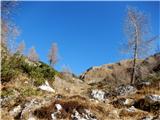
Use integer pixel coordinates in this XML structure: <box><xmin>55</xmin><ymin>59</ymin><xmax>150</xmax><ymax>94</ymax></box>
<box><xmin>48</xmin><ymin>43</ymin><xmax>58</xmax><ymax>67</ymax></box>
<box><xmin>16</xmin><ymin>41</ymin><xmax>25</xmax><ymax>54</ymax></box>
<box><xmin>1</xmin><ymin>1</ymin><xmax>20</xmax><ymax>53</ymax></box>
<box><xmin>124</xmin><ymin>7</ymin><xmax>158</xmax><ymax>84</ymax></box>
<box><xmin>61</xmin><ymin>64</ymin><xmax>72</xmax><ymax>74</ymax></box>
<box><xmin>28</xmin><ymin>47</ymin><xmax>39</xmax><ymax>62</ymax></box>
<box><xmin>61</xmin><ymin>64</ymin><xmax>73</xmax><ymax>80</ymax></box>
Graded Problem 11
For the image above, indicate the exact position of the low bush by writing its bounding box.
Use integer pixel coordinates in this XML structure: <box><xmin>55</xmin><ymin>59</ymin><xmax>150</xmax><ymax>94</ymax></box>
<box><xmin>20</xmin><ymin>86</ymin><xmax>42</xmax><ymax>97</ymax></box>
<box><xmin>1</xmin><ymin>53</ymin><xmax>57</xmax><ymax>86</ymax></box>
<box><xmin>1</xmin><ymin>88</ymin><xmax>14</xmax><ymax>98</ymax></box>
<box><xmin>30</xmin><ymin>70</ymin><xmax>45</xmax><ymax>86</ymax></box>
<box><xmin>1</xmin><ymin>54</ymin><xmax>22</xmax><ymax>83</ymax></box>
<box><xmin>39</xmin><ymin>62</ymin><xmax>56</xmax><ymax>80</ymax></box>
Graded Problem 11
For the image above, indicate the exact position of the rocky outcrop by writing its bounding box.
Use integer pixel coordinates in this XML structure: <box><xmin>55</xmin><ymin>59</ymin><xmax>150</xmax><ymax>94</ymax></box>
<box><xmin>133</xmin><ymin>94</ymin><xmax>160</xmax><ymax>113</ymax></box>
<box><xmin>71</xmin><ymin>109</ymin><xmax>97</xmax><ymax>120</ymax></box>
<box><xmin>115</xmin><ymin>84</ymin><xmax>137</xmax><ymax>96</ymax></box>
<box><xmin>90</xmin><ymin>89</ymin><xmax>106</xmax><ymax>101</ymax></box>
<box><xmin>38</xmin><ymin>80</ymin><xmax>55</xmax><ymax>93</ymax></box>
<box><xmin>145</xmin><ymin>94</ymin><xmax>160</xmax><ymax>104</ymax></box>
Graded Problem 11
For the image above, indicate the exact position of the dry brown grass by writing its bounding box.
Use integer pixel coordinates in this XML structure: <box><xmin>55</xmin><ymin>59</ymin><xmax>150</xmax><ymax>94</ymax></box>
<box><xmin>119</xmin><ymin>108</ymin><xmax>149</xmax><ymax>119</ymax></box>
<box><xmin>1</xmin><ymin>108</ymin><xmax>14</xmax><ymax>120</ymax></box>
<box><xmin>137</xmin><ymin>87</ymin><xmax>160</xmax><ymax>95</ymax></box>
<box><xmin>34</xmin><ymin>95</ymin><xmax>109</xmax><ymax>120</ymax></box>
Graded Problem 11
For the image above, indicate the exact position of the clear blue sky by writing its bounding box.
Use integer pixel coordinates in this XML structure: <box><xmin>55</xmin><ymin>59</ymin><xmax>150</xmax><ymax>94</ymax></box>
<box><xmin>14</xmin><ymin>1</ymin><xmax>159</xmax><ymax>75</ymax></box>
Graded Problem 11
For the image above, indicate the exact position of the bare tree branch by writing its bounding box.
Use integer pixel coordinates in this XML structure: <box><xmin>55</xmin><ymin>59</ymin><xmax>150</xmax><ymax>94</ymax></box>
<box><xmin>48</xmin><ymin>43</ymin><xmax>58</xmax><ymax>67</ymax></box>
<box><xmin>28</xmin><ymin>47</ymin><xmax>39</xmax><ymax>62</ymax></box>
<box><xmin>16</xmin><ymin>41</ymin><xmax>25</xmax><ymax>54</ymax></box>
<box><xmin>123</xmin><ymin>7</ymin><xmax>156</xmax><ymax>84</ymax></box>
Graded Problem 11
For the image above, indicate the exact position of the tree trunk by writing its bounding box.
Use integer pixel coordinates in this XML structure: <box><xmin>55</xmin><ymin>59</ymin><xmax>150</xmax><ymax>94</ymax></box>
<box><xmin>131</xmin><ymin>52</ymin><xmax>137</xmax><ymax>84</ymax></box>
<box><xmin>131</xmin><ymin>30</ymin><xmax>139</xmax><ymax>84</ymax></box>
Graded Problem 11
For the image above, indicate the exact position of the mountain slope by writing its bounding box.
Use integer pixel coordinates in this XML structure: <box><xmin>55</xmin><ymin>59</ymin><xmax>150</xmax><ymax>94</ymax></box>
<box><xmin>1</xmin><ymin>52</ymin><xmax>160</xmax><ymax>120</ymax></box>
<box><xmin>80</xmin><ymin>53</ymin><xmax>160</xmax><ymax>90</ymax></box>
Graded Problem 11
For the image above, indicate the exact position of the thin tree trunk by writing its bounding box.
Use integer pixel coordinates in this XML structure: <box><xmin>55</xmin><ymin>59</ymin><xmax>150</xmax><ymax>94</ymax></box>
<box><xmin>131</xmin><ymin>48</ymin><xmax>137</xmax><ymax>84</ymax></box>
<box><xmin>131</xmin><ymin>29</ymin><xmax>139</xmax><ymax>84</ymax></box>
<box><xmin>129</xmin><ymin>11</ymin><xmax>139</xmax><ymax>84</ymax></box>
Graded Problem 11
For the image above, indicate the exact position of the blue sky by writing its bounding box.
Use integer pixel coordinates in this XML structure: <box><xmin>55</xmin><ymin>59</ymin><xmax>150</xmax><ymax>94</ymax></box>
<box><xmin>13</xmin><ymin>1</ymin><xmax>159</xmax><ymax>75</ymax></box>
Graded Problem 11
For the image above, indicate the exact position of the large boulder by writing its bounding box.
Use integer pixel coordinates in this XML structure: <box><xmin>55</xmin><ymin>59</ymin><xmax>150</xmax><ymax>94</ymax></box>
<box><xmin>90</xmin><ymin>89</ymin><xmax>106</xmax><ymax>101</ymax></box>
<box><xmin>115</xmin><ymin>84</ymin><xmax>137</xmax><ymax>96</ymax></box>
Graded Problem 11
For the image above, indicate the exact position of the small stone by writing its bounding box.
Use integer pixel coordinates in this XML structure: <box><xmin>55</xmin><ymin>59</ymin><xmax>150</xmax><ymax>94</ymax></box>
<box><xmin>9</xmin><ymin>105</ymin><xmax>22</xmax><ymax>117</ymax></box>
<box><xmin>124</xmin><ymin>98</ymin><xmax>135</xmax><ymax>106</ymax></box>
<box><xmin>51</xmin><ymin>112</ymin><xmax>57</xmax><ymax>120</ymax></box>
<box><xmin>55</xmin><ymin>104</ymin><xmax>62</xmax><ymax>111</ymax></box>
<box><xmin>126</xmin><ymin>106</ymin><xmax>136</xmax><ymax>112</ymax></box>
